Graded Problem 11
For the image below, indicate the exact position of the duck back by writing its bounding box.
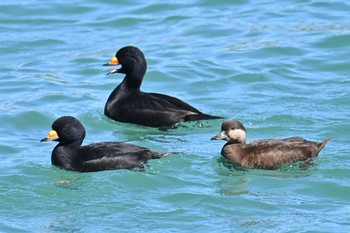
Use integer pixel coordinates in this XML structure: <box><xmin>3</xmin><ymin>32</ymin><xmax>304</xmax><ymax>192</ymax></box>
<box><xmin>106</xmin><ymin>88</ymin><xmax>221</xmax><ymax>127</ymax></box>
<box><xmin>222</xmin><ymin>137</ymin><xmax>332</xmax><ymax>170</ymax></box>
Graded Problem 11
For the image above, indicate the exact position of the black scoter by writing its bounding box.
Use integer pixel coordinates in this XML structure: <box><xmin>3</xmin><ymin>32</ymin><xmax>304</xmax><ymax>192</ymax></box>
<box><xmin>211</xmin><ymin>120</ymin><xmax>332</xmax><ymax>170</ymax></box>
<box><xmin>103</xmin><ymin>46</ymin><xmax>222</xmax><ymax>128</ymax></box>
<box><xmin>41</xmin><ymin>116</ymin><xmax>174</xmax><ymax>172</ymax></box>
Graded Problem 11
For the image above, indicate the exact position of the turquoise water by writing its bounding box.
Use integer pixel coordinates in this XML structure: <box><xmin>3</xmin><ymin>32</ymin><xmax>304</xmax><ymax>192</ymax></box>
<box><xmin>1</xmin><ymin>0</ymin><xmax>349</xmax><ymax>232</ymax></box>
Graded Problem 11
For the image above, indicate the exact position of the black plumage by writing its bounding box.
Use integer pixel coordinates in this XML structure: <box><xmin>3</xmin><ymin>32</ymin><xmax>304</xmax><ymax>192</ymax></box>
<box><xmin>41</xmin><ymin>116</ymin><xmax>173</xmax><ymax>172</ymax></box>
<box><xmin>103</xmin><ymin>46</ymin><xmax>222</xmax><ymax>128</ymax></box>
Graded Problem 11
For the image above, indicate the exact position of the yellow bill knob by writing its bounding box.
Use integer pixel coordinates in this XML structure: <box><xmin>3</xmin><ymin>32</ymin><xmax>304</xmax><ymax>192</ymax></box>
<box><xmin>41</xmin><ymin>130</ymin><xmax>59</xmax><ymax>142</ymax></box>
<box><xmin>105</xmin><ymin>56</ymin><xmax>119</xmax><ymax>66</ymax></box>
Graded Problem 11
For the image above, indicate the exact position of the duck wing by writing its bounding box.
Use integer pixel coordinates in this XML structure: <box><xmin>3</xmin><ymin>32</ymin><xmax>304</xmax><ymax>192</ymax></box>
<box><xmin>119</xmin><ymin>94</ymin><xmax>194</xmax><ymax>127</ymax></box>
<box><xmin>150</xmin><ymin>93</ymin><xmax>223</xmax><ymax>121</ymax></box>
<box><xmin>249</xmin><ymin>137</ymin><xmax>307</xmax><ymax>146</ymax></box>
<box><xmin>149</xmin><ymin>93</ymin><xmax>203</xmax><ymax>113</ymax></box>
<box><xmin>240</xmin><ymin>138</ymin><xmax>331</xmax><ymax>169</ymax></box>
<box><xmin>78</xmin><ymin>142</ymin><xmax>166</xmax><ymax>172</ymax></box>
<box><xmin>112</xmin><ymin>92</ymin><xmax>220</xmax><ymax>127</ymax></box>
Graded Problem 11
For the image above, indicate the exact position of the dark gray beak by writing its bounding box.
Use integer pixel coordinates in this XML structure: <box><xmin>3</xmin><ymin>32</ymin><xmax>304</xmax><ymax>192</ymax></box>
<box><xmin>211</xmin><ymin>131</ymin><xmax>227</xmax><ymax>140</ymax></box>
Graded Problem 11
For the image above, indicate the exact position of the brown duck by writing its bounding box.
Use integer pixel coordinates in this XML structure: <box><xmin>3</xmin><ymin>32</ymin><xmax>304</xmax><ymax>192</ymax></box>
<box><xmin>211</xmin><ymin>120</ymin><xmax>332</xmax><ymax>170</ymax></box>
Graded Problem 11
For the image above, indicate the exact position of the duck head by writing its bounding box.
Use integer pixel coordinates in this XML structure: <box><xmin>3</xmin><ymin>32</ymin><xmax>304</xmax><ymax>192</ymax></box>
<box><xmin>104</xmin><ymin>46</ymin><xmax>147</xmax><ymax>88</ymax></box>
<box><xmin>41</xmin><ymin>116</ymin><xmax>86</xmax><ymax>146</ymax></box>
<box><xmin>211</xmin><ymin>120</ymin><xmax>247</xmax><ymax>144</ymax></box>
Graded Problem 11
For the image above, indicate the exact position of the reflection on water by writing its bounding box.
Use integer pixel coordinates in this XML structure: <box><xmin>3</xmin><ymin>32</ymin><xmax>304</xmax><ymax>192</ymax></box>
<box><xmin>214</xmin><ymin>155</ymin><xmax>316</xmax><ymax>178</ymax></box>
<box><xmin>213</xmin><ymin>155</ymin><xmax>317</xmax><ymax>196</ymax></box>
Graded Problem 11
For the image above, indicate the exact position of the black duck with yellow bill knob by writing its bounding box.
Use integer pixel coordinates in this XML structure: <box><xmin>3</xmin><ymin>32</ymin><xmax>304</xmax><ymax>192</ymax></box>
<box><xmin>41</xmin><ymin>116</ymin><xmax>175</xmax><ymax>172</ymax></box>
<box><xmin>103</xmin><ymin>46</ymin><xmax>223</xmax><ymax>128</ymax></box>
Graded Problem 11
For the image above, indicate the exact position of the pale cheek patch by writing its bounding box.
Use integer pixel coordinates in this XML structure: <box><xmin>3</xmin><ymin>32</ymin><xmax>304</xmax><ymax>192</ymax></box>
<box><xmin>228</xmin><ymin>129</ymin><xmax>247</xmax><ymax>143</ymax></box>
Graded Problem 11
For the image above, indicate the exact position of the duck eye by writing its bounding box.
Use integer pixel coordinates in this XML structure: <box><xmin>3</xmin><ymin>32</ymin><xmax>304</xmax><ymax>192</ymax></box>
<box><xmin>231</xmin><ymin>127</ymin><xmax>236</xmax><ymax>130</ymax></box>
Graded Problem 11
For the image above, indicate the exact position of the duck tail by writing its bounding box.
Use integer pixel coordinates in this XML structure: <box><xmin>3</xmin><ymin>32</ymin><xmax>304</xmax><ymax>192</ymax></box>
<box><xmin>153</xmin><ymin>151</ymin><xmax>182</xmax><ymax>159</ymax></box>
<box><xmin>317</xmin><ymin>137</ymin><xmax>332</xmax><ymax>152</ymax></box>
<box><xmin>185</xmin><ymin>113</ymin><xmax>224</xmax><ymax>121</ymax></box>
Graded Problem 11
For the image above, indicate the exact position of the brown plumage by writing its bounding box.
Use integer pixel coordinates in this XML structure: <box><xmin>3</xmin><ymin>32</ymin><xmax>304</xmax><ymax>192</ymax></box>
<box><xmin>211</xmin><ymin>120</ymin><xmax>332</xmax><ymax>170</ymax></box>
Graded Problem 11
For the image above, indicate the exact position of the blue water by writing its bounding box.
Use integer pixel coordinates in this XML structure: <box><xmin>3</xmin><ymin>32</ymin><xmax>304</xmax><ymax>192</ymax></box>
<box><xmin>1</xmin><ymin>1</ymin><xmax>349</xmax><ymax>232</ymax></box>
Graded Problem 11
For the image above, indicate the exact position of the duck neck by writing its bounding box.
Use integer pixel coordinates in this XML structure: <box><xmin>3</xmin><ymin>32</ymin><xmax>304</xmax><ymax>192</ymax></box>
<box><xmin>124</xmin><ymin>74</ymin><xmax>142</xmax><ymax>90</ymax></box>
<box><xmin>51</xmin><ymin>143</ymin><xmax>80</xmax><ymax>169</ymax></box>
<box><xmin>226</xmin><ymin>139</ymin><xmax>245</xmax><ymax>145</ymax></box>
<box><xmin>109</xmin><ymin>76</ymin><xmax>139</xmax><ymax>97</ymax></box>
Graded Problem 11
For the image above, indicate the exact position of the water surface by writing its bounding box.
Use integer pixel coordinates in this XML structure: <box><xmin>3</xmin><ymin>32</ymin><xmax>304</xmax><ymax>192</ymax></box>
<box><xmin>0</xmin><ymin>0</ymin><xmax>349</xmax><ymax>232</ymax></box>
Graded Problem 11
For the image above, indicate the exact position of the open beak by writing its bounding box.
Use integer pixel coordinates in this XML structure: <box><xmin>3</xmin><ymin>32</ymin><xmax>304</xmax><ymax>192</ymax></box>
<box><xmin>103</xmin><ymin>57</ymin><xmax>121</xmax><ymax>75</ymax></box>
<box><xmin>40</xmin><ymin>130</ymin><xmax>59</xmax><ymax>142</ymax></box>
<box><xmin>211</xmin><ymin>131</ymin><xmax>228</xmax><ymax>141</ymax></box>
<box><xmin>105</xmin><ymin>69</ymin><xmax>120</xmax><ymax>75</ymax></box>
